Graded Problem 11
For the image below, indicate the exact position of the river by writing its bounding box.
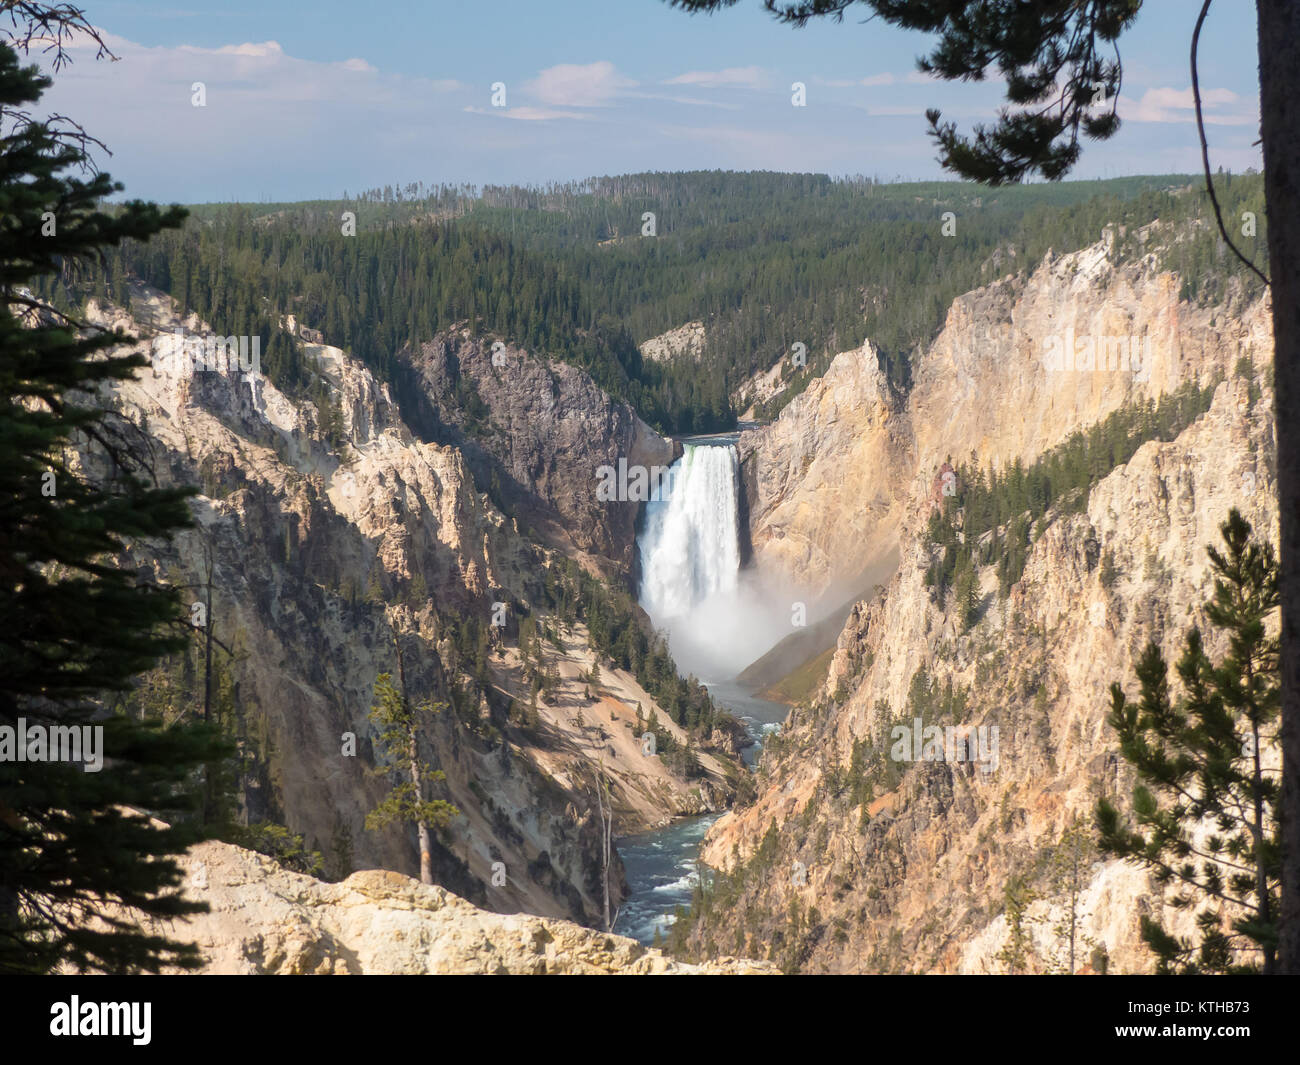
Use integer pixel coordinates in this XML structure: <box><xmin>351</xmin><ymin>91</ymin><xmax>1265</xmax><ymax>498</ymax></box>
<box><xmin>612</xmin><ymin>676</ymin><xmax>789</xmax><ymax>943</ymax></box>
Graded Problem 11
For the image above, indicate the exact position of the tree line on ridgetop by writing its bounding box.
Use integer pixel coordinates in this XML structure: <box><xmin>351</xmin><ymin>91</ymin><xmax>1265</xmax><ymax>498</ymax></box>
<box><xmin>46</xmin><ymin>169</ymin><xmax>1265</xmax><ymax>440</ymax></box>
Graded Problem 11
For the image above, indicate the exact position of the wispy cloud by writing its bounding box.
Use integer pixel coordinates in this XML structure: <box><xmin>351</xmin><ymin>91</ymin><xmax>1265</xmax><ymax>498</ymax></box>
<box><xmin>1125</xmin><ymin>86</ymin><xmax>1255</xmax><ymax>126</ymax></box>
<box><xmin>465</xmin><ymin>105</ymin><xmax>592</xmax><ymax>122</ymax></box>
<box><xmin>632</xmin><ymin>92</ymin><xmax>741</xmax><ymax>110</ymax></box>
<box><xmin>28</xmin><ymin>24</ymin><xmax>1263</xmax><ymax>201</ymax></box>
<box><xmin>818</xmin><ymin>72</ymin><xmax>895</xmax><ymax>88</ymax></box>
<box><xmin>664</xmin><ymin>66</ymin><xmax>765</xmax><ymax>90</ymax></box>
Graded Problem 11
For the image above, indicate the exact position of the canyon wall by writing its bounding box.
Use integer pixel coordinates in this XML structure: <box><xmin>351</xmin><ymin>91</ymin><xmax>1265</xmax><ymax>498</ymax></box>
<box><xmin>406</xmin><ymin>332</ymin><xmax>679</xmax><ymax>576</ymax></box>
<box><xmin>740</xmin><ymin>233</ymin><xmax>1270</xmax><ymax>608</ymax></box>
<box><xmin>684</xmin><ymin>235</ymin><xmax>1276</xmax><ymax>972</ymax></box>
<box><xmin>93</xmin><ymin>286</ymin><xmax>728</xmax><ymax>929</ymax></box>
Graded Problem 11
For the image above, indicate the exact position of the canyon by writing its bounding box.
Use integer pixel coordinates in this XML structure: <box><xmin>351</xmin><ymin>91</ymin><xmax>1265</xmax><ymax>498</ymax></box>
<box><xmin>86</xmin><ymin>219</ymin><xmax>1277</xmax><ymax>975</ymax></box>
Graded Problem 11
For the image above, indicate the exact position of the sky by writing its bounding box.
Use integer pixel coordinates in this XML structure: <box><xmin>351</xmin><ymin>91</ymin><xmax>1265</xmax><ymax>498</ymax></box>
<box><xmin>24</xmin><ymin>0</ymin><xmax>1265</xmax><ymax>203</ymax></box>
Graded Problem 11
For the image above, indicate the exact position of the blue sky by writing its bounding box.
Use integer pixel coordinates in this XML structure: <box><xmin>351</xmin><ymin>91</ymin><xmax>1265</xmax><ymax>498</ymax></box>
<box><xmin>31</xmin><ymin>0</ymin><xmax>1263</xmax><ymax>202</ymax></box>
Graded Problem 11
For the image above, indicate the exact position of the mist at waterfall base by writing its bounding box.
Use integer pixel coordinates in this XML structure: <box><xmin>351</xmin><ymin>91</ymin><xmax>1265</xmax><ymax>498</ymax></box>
<box><xmin>636</xmin><ymin>442</ymin><xmax>798</xmax><ymax>683</ymax></box>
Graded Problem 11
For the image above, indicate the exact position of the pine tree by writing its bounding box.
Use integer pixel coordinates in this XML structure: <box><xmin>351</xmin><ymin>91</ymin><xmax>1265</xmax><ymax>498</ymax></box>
<box><xmin>955</xmin><ymin>562</ymin><xmax>979</xmax><ymax>632</ymax></box>
<box><xmin>1096</xmin><ymin>510</ymin><xmax>1281</xmax><ymax>973</ymax></box>
<box><xmin>364</xmin><ymin>653</ymin><xmax>459</xmax><ymax>885</ymax></box>
<box><xmin>0</xmin><ymin>42</ymin><xmax>227</xmax><ymax>974</ymax></box>
<box><xmin>1048</xmin><ymin>816</ymin><xmax>1096</xmax><ymax>974</ymax></box>
<box><xmin>996</xmin><ymin>874</ymin><xmax>1038</xmax><ymax>974</ymax></box>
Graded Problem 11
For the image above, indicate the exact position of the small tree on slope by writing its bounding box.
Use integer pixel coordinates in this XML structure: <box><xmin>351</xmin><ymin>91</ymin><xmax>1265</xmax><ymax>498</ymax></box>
<box><xmin>365</xmin><ymin>653</ymin><xmax>459</xmax><ymax>885</ymax></box>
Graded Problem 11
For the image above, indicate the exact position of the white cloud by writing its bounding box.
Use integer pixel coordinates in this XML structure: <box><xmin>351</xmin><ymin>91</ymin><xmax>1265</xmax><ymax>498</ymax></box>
<box><xmin>30</xmin><ymin>29</ymin><xmax>480</xmax><ymax>197</ymax></box>
<box><xmin>27</xmin><ymin>27</ymin><xmax>1264</xmax><ymax>201</ymax></box>
<box><xmin>524</xmin><ymin>61</ymin><xmax>633</xmax><ymax>107</ymax></box>
<box><xmin>1126</xmin><ymin>86</ymin><xmax>1255</xmax><ymax>125</ymax></box>
<box><xmin>1142</xmin><ymin>86</ymin><xmax>1238</xmax><ymax>109</ymax></box>
<box><xmin>665</xmin><ymin>66</ymin><xmax>764</xmax><ymax>90</ymax></box>
<box><xmin>817</xmin><ymin>73</ymin><xmax>894</xmax><ymax>88</ymax></box>
<box><xmin>633</xmin><ymin>92</ymin><xmax>741</xmax><ymax>110</ymax></box>
<box><xmin>208</xmin><ymin>41</ymin><xmax>284</xmax><ymax>58</ymax></box>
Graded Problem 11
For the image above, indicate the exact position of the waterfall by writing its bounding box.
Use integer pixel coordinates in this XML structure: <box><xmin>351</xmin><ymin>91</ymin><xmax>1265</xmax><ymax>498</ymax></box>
<box><xmin>638</xmin><ymin>443</ymin><xmax>741</xmax><ymax>623</ymax></box>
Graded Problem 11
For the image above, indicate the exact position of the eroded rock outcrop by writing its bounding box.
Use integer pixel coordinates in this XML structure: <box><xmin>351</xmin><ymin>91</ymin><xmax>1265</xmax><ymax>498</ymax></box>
<box><xmin>88</xmin><ymin>287</ymin><xmax>725</xmax><ymax>929</ymax></box>
<box><xmin>640</xmin><ymin>321</ymin><xmax>706</xmax><ymax>364</ymax></box>
<box><xmin>405</xmin><ymin>332</ymin><xmax>679</xmax><ymax>574</ymax></box>
<box><xmin>143</xmin><ymin>840</ymin><xmax>774</xmax><ymax>974</ymax></box>
<box><xmin>738</xmin><ymin>339</ymin><xmax>909</xmax><ymax>608</ymax></box>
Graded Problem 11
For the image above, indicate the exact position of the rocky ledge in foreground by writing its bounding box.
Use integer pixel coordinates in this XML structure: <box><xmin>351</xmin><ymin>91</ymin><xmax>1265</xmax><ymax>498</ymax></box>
<box><xmin>148</xmin><ymin>841</ymin><xmax>774</xmax><ymax>975</ymax></box>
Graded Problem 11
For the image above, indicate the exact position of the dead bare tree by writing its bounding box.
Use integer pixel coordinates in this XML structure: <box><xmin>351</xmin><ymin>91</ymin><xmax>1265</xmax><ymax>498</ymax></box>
<box><xmin>0</xmin><ymin>3</ymin><xmax>117</xmax><ymax>169</ymax></box>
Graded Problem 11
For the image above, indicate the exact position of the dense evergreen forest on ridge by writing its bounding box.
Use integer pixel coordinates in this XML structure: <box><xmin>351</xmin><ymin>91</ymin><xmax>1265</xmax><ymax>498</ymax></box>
<box><xmin>49</xmin><ymin>170</ymin><xmax>1267</xmax><ymax>435</ymax></box>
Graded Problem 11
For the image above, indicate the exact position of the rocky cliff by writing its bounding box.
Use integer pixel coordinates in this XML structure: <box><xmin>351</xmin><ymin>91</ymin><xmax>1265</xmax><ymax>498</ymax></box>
<box><xmin>405</xmin><ymin>332</ymin><xmax>679</xmax><ymax>576</ymax></box>
<box><xmin>739</xmin><ymin>233</ymin><xmax>1270</xmax><ymax>607</ymax></box>
<box><xmin>90</xmin><ymin>285</ymin><xmax>730</xmax><ymax>929</ymax></box>
<box><xmin>738</xmin><ymin>339</ymin><xmax>909</xmax><ymax>612</ymax></box>
<box><xmin>640</xmin><ymin>321</ymin><xmax>706</xmax><ymax>364</ymax></box>
<box><xmin>122</xmin><ymin>840</ymin><xmax>774</xmax><ymax>974</ymax></box>
<box><xmin>679</xmin><ymin>234</ymin><xmax>1276</xmax><ymax>973</ymax></box>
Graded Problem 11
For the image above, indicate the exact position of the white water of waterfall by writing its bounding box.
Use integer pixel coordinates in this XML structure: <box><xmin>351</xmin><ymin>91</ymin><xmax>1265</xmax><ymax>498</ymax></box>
<box><xmin>638</xmin><ymin>441</ymin><xmax>809</xmax><ymax>681</ymax></box>
<box><xmin>638</xmin><ymin>443</ymin><xmax>741</xmax><ymax>624</ymax></box>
